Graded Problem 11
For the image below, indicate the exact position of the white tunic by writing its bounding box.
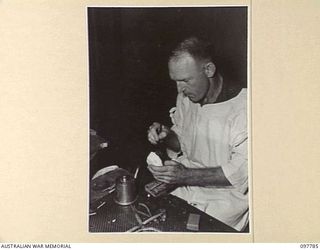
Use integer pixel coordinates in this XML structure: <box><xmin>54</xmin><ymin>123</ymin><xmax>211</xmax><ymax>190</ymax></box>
<box><xmin>170</xmin><ymin>88</ymin><xmax>249</xmax><ymax>231</ymax></box>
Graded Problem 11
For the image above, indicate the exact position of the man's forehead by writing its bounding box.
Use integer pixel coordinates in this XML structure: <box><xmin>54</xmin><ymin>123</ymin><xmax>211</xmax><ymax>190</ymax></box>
<box><xmin>168</xmin><ymin>55</ymin><xmax>198</xmax><ymax>80</ymax></box>
<box><xmin>169</xmin><ymin>53</ymin><xmax>198</xmax><ymax>69</ymax></box>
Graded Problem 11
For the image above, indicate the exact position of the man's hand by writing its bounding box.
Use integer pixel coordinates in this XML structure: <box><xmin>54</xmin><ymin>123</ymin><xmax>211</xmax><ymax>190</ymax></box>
<box><xmin>148</xmin><ymin>160</ymin><xmax>233</xmax><ymax>187</ymax></box>
<box><xmin>147</xmin><ymin>122</ymin><xmax>170</xmax><ymax>145</ymax></box>
<box><xmin>148</xmin><ymin>160</ymin><xmax>191</xmax><ymax>184</ymax></box>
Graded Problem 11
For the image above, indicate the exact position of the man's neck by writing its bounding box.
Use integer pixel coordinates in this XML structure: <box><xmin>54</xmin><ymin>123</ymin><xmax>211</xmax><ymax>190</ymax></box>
<box><xmin>201</xmin><ymin>73</ymin><xmax>223</xmax><ymax>106</ymax></box>
<box><xmin>201</xmin><ymin>74</ymin><xmax>243</xmax><ymax>105</ymax></box>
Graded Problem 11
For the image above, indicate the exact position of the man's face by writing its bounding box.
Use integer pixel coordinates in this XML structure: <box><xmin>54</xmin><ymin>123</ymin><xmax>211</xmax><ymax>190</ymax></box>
<box><xmin>168</xmin><ymin>53</ymin><xmax>210</xmax><ymax>103</ymax></box>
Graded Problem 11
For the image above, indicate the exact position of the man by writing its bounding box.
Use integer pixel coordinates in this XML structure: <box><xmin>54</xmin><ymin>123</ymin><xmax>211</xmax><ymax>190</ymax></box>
<box><xmin>147</xmin><ymin>37</ymin><xmax>248</xmax><ymax>231</ymax></box>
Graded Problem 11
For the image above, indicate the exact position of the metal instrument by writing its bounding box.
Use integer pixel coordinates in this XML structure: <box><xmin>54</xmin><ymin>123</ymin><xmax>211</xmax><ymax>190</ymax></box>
<box><xmin>114</xmin><ymin>175</ymin><xmax>137</xmax><ymax>205</ymax></box>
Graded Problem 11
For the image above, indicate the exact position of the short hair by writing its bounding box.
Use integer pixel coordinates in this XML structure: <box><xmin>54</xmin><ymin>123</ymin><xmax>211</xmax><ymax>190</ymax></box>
<box><xmin>169</xmin><ymin>37</ymin><xmax>213</xmax><ymax>63</ymax></box>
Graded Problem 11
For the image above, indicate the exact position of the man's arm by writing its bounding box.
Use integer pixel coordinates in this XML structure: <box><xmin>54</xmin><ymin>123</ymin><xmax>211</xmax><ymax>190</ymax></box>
<box><xmin>148</xmin><ymin>160</ymin><xmax>232</xmax><ymax>187</ymax></box>
<box><xmin>184</xmin><ymin>166</ymin><xmax>232</xmax><ymax>186</ymax></box>
<box><xmin>149</xmin><ymin>132</ymin><xmax>247</xmax><ymax>187</ymax></box>
<box><xmin>148</xmin><ymin>134</ymin><xmax>248</xmax><ymax>187</ymax></box>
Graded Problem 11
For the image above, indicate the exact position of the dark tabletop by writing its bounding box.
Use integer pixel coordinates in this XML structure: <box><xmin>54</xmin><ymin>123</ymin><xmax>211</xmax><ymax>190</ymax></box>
<box><xmin>89</xmin><ymin>189</ymin><xmax>237</xmax><ymax>233</ymax></box>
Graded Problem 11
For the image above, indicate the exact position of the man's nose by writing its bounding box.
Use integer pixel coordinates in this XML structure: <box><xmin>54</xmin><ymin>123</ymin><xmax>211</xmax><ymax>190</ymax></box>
<box><xmin>176</xmin><ymin>81</ymin><xmax>186</xmax><ymax>93</ymax></box>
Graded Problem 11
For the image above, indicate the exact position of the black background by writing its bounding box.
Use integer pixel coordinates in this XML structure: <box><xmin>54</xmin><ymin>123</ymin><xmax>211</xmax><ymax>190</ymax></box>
<box><xmin>88</xmin><ymin>7</ymin><xmax>247</xmax><ymax>175</ymax></box>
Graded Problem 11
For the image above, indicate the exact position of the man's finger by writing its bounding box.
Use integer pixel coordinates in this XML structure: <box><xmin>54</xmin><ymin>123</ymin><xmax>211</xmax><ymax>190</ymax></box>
<box><xmin>154</xmin><ymin>176</ymin><xmax>174</xmax><ymax>184</ymax></box>
<box><xmin>148</xmin><ymin>135</ymin><xmax>157</xmax><ymax>144</ymax></box>
<box><xmin>149</xmin><ymin>130</ymin><xmax>159</xmax><ymax>141</ymax></box>
<box><xmin>152</xmin><ymin>173</ymin><xmax>173</xmax><ymax>179</ymax></box>
<box><xmin>148</xmin><ymin>165</ymin><xmax>168</xmax><ymax>173</ymax></box>
<box><xmin>164</xmin><ymin>160</ymin><xmax>179</xmax><ymax>166</ymax></box>
<box><xmin>148</xmin><ymin>165</ymin><xmax>177</xmax><ymax>173</ymax></box>
<box><xmin>148</xmin><ymin>131</ymin><xmax>161</xmax><ymax>144</ymax></box>
<box><xmin>148</xmin><ymin>169</ymin><xmax>177</xmax><ymax>179</ymax></box>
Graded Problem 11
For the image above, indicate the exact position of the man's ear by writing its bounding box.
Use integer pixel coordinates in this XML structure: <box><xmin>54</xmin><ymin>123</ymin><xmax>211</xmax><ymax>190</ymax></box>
<box><xmin>204</xmin><ymin>62</ymin><xmax>216</xmax><ymax>78</ymax></box>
